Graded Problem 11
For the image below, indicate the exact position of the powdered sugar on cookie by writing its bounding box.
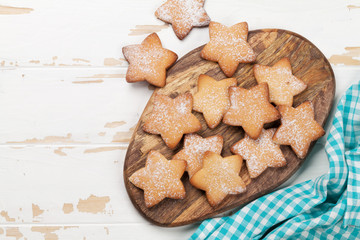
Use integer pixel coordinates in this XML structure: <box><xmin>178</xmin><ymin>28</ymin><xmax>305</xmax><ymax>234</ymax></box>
<box><xmin>173</xmin><ymin>134</ymin><xmax>223</xmax><ymax>178</ymax></box>
<box><xmin>190</xmin><ymin>152</ymin><xmax>246</xmax><ymax>207</ymax></box>
<box><xmin>254</xmin><ymin>58</ymin><xmax>307</xmax><ymax>106</ymax></box>
<box><xmin>223</xmin><ymin>83</ymin><xmax>280</xmax><ymax>139</ymax></box>
<box><xmin>273</xmin><ymin>101</ymin><xmax>325</xmax><ymax>159</ymax></box>
<box><xmin>193</xmin><ymin>75</ymin><xmax>237</xmax><ymax>128</ymax></box>
<box><xmin>122</xmin><ymin>33</ymin><xmax>178</xmax><ymax>87</ymax></box>
<box><xmin>143</xmin><ymin>93</ymin><xmax>202</xmax><ymax>149</ymax></box>
<box><xmin>155</xmin><ymin>0</ymin><xmax>210</xmax><ymax>40</ymax></box>
<box><xmin>231</xmin><ymin>128</ymin><xmax>286</xmax><ymax>178</ymax></box>
<box><xmin>124</xmin><ymin>45</ymin><xmax>165</xmax><ymax>76</ymax></box>
<box><xmin>129</xmin><ymin>150</ymin><xmax>186</xmax><ymax>208</ymax></box>
<box><xmin>201</xmin><ymin>21</ymin><xmax>256</xmax><ymax>77</ymax></box>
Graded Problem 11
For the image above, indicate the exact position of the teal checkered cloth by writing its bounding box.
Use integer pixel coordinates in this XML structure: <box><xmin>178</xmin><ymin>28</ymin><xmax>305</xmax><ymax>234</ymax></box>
<box><xmin>190</xmin><ymin>81</ymin><xmax>360</xmax><ymax>240</ymax></box>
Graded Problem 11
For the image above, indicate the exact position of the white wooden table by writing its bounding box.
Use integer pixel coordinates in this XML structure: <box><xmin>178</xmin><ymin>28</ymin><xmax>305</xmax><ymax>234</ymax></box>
<box><xmin>0</xmin><ymin>0</ymin><xmax>359</xmax><ymax>239</ymax></box>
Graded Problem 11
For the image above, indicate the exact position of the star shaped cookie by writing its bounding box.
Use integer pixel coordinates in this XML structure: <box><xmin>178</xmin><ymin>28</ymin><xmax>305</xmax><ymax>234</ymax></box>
<box><xmin>122</xmin><ymin>33</ymin><xmax>178</xmax><ymax>87</ymax></box>
<box><xmin>190</xmin><ymin>152</ymin><xmax>246</xmax><ymax>207</ymax></box>
<box><xmin>143</xmin><ymin>93</ymin><xmax>202</xmax><ymax>149</ymax></box>
<box><xmin>173</xmin><ymin>134</ymin><xmax>223</xmax><ymax>178</ymax></box>
<box><xmin>129</xmin><ymin>150</ymin><xmax>186</xmax><ymax>208</ymax></box>
<box><xmin>273</xmin><ymin>101</ymin><xmax>325</xmax><ymax>159</ymax></box>
<box><xmin>231</xmin><ymin>128</ymin><xmax>286</xmax><ymax>178</ymax></box>
<box><xmin>201</xmin><ymin>21</ymin><xmax>256</xmax><ymax>77</ymax></box>
<box><xmin>254</xmin><ymin>58</ymin><xmax>307</xmax><ymax>106</ymax></box>
<box><xmin>223</xmin><ymin>83</ymin><xmax>280</xmax><ymax>139</ymax></box>
<box><xmin>155</xmin><ymin>0</ymin><xmax>211</xmax><ymax>40</ymax></box>
<box><xmin>193</xmin><ymin>75</ymin><xmax>237</xmax><ymax>128</ymax></box>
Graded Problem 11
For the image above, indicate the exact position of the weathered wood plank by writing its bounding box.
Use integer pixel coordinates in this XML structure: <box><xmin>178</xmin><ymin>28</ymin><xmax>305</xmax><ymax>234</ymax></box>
<box><xmin>0</xmin><ymin>142</ymin><xmax>328</xmax><ymax>226</ymax></box>
<box><xmin>0</xmin><ymin>146</ymin><xmax>143</xmax><ymax>224</ymax></box>
<box><xmin>0</xmin><ymin>224</ymin><xmax>196</xmax><ymax>240</ymax></box>
<box><xmin>0</xmin><ymin>68</ymin><xmax>152</xmax><ymax>144</ymax></box>
<box><xmin>0</xmin><ymin>0</ymin><xmax>359</xmax><ymax>67</ymax></box>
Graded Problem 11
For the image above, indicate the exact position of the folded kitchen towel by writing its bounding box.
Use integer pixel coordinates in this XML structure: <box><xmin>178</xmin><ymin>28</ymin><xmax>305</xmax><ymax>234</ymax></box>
<box><xmin>190</xmin><ymin>81</ymin><xmax>360</xmax><ymax>240</ymax></box>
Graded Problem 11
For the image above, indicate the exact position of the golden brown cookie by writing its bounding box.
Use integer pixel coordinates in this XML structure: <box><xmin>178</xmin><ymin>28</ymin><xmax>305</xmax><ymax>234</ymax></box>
<box><xmin>173</xmin><ymin>134</ymin><xmax>223</xmax><ymax>178</ymax></box>
<box><xmin>231</xmin><ymin>128</ymin><xmax>286</xmax><ymax>178</ymax></box>
<box><xmin>155</xmin><ymin>0</ymin><xmax>211</xmax><ymax>40</ymax></box>
<box><xmin>201</xmin><ymin>21</ymin><xmax>256</xmax><ymax>77</ymax></box>
<box><xmin>254</xmin><ymin>58</ymin><xmax>307</xmax><ymax>106</ymax></box>
<box><xmin>273</xmin><ymin>101</ymin><xmax>325</xmax><ymax>159</ymax></box>
<box><xmin>190</xmin><ymin>151</ymin><xmax>246</xmax><ymax>207</ymax></box>
<box><xmin>122</xmin><ymin>33</ymin><xmax>178</xmax><ymax>87</ymax></box>
<box><xmin>223</xmin><ymin>83</ymin><xmax>280</xmax><ymax>139</ymax></box>
<box><xmin>143</xmin><ymin>93</ymin><xmax>202</xmax><ymax>149</ymax></box>
<box><xmin>129</xmin><ymin>150</ymin><xmax>186</xmax><ymax>208</ymax></box>
<box><xmin>193</xmin><ymin>75</ymin><xmax>237</xmax><ymax>128</ymax></box>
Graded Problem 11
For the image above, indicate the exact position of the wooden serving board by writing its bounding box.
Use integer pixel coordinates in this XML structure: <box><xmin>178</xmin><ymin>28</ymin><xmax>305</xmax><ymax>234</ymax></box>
<box><xmin>123</xmin><ymin>29</ymin><xmax>335</xmax><ymax>227</ymax></box>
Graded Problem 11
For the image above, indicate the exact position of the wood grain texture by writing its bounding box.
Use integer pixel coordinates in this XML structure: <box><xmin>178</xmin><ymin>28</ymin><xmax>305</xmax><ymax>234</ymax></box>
<box><xmin>1</xmin><ymin>0</ymin><xmax>359</xmax><ymax>69</ymax></box>
<box><xmin>124</xmin><ymin>29</ymin><xmax>335</xmax><ymax>227</ymax></box>
<box><xmin>0</xmin><ymin>5</ymin><xmax>33</xmax><ymax>15</ymax></box>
